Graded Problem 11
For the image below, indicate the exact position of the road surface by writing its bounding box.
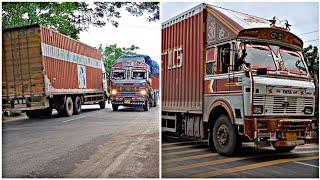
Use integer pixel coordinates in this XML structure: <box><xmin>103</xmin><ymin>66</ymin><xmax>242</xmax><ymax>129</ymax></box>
<box><xmin>162</xmin><ymin>134</ymin><xmax>319</xmax><ymax>178</ymax></box>
<box><xmin>2</xmin><ymin>104</ymin><xmax>159</xmax><ymax>178</ymax></box>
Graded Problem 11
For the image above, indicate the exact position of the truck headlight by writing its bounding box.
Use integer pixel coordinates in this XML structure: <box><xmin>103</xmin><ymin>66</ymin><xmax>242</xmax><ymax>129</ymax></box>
<box><xmin>253</xmin><ymin>105</ymin><xmax>263</xmax><ymax>114</ymax></box>
<box><xmin>304</xmin><ymin>107</ymin><xmax>313</xmax><ymax>114</ymax></box>
<box><xmin>140</xmin><ymin>89</ymin><xmax>147</xmax><ymax>95</ymax></box>
<box><xmin>111</xmin><ymin>89</ymin><xmax>117</xmax><ymax>95</ymax></box>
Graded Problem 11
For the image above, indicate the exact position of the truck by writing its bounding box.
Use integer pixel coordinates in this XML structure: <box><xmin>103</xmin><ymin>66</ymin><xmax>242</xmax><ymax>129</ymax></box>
<box><xmin>2</xmin><ymin>24</ymin><xmax>107</xmax><ymax>118</ymax></box>
<box><xmin>161</xmin><ymin>3</ymin><xmax>315</xmax><ymax>155</ymax></box>
<box><xmin>110</xmin><ymin>54</ymin><xmax>159</xmax><ymax>111</ymax></box>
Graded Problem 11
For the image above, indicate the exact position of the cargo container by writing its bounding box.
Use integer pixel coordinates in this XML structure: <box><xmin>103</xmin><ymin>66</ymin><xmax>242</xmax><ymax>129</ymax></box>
<box><xmin>162</xmin><ymin>3</ymin><xmax>315</xmax><ymax>155</ymax></box>
<box><xmin>2</xmin><ymin>24</ymin><xmax>107</xmax><ymax>117</ymax></box>
<box><xmin>110</xmin><ymin>55</ymin><xmax>159</xmax><ymax>111</ymax></box>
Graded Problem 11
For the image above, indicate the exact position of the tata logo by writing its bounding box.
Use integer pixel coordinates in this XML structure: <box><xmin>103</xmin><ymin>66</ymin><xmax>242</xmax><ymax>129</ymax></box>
<box><xmin>282</xmin><ymin>101</ymin><xmax>290</xmax><ymax>108</ymax></box>
<box><xmin>283</xmin><ymin>90</ymin><xmax>292</xmax><ymax>94</ymax></box>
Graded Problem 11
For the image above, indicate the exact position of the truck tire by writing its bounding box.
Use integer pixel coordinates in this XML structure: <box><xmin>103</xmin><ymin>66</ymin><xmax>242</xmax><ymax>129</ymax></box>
<box><xmin>274</xmin><ymin>146</ymin><xmax>296</xmax><ymax>153</ymax></box>
<box><xmin>99</xmin><ymin>101</ymin><xmax>106</xmax><ymax>109</ymax></box>
<box><xmin>212</xmin><ymin>114</ymin><xmax>239</xmax><ymax>156</ymax></box>
<box><xmin>143</xmin><ymin>101</ymin><xmax>149</xmax><ymax>111</ymax></box>
<box><xmin>63</xmin><ymin>97</ymin><xmax>74</xmax><ymax>117</ymax></box>
<box><xmin>112</xmin><ymin>104</ymin><xmax>118</xmax><ymax>111</ymax></box>
<box><xmin>73</xmin><ymin>96</ymin><xmax>82</xmax><ymax>115</ymax></box>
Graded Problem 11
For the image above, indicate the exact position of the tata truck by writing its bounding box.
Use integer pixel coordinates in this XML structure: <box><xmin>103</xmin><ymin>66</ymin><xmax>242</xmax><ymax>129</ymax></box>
<box><xmin>110</xmin><ymin>54</ymin><xmax>159</xmax><ymax>111</ymax></box>
<box><xmin>161</xmin><ymin>4</ymin><xmax>315</xmax><ymax>155</ymax></box>
<box><xmin>2</xmin><ymin>24</ymin><xmax>107</xmax><ymax>118</ymax></box>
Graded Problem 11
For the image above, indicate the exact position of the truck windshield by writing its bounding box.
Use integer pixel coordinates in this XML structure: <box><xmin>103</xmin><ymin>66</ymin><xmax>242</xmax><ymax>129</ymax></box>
<box><xmin>113</xmin><ymin>71</ymin><xmax>125</xmax><ymax>80</ymax></box>
<box><xmin>279</xmin><ymin>49</ymin><xmax>307</xmax><ymax>75</ymax></box>
<box><xmin>245</xmin><ymin>44</ymin><xmax>276</xmax><ymax>70</ymax></box>
<box><xmin>132</xmin><ymin>71</ymin><xmax>146</xmax><ymax>79</ymax></box>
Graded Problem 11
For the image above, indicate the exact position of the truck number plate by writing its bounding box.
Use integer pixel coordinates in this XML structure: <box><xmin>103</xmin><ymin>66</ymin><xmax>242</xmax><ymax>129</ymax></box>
<box><xmin>286</xmin><ymin>132</ymin><xmax>298</xmax><ymax>141</ymax></box>
<box><xmin>124</xmin><ymin>99</ymin><xmax>131</xmax><ymax>104</ymax></box>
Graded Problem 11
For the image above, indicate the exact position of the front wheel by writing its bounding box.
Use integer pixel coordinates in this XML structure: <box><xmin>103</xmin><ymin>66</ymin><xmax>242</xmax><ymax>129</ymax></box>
<box><xmin>112</xmin><ymin>104</ymin><xmax>118</xmax><ymax>111</ymax></box>
<box><xmin>143</xmin><ymin>101</ymin><xmax>149</xmax><ymax>111</ymax></box>
<box><xmin>99</xmin><ymin>101</ymin><xmax>106</xmax><ymax>109</ymax></box>
<box><xmin>212</xmin><ymin>114</ymin><xmax>240</xmax><ymax>156</ymax></box>
<box><xmin>274</xmin><ymin>146</ymin><xmax>296</xmax><ymax>153</ymax></box>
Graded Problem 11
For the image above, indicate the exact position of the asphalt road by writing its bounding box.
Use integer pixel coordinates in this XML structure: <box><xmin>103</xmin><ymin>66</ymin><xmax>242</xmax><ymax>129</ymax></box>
<box><xmin>162</xmin><ymin>134</ymin><xmax>319</xmax><ymax>178</ymax></box>
<box><xmin>2</xmin><ymin>104</ymin><xmax>159</xmax><ymax>178</ymax></box>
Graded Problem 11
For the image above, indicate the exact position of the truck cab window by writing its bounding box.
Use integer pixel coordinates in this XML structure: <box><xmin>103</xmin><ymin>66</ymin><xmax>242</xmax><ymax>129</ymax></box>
<box><xmin>132</xmin><ymin>71</ymin><xmax>146</xmax><ymax>79</ymax></box>
<box><xmin>218</xmin><ymin>44</ymin><xmax>231</xmax><ymax>73</ymax></box>
<box><xmin>113</xmin><ymin>71</ymin><xmax>125</xmax><ymax>80</ymax></box>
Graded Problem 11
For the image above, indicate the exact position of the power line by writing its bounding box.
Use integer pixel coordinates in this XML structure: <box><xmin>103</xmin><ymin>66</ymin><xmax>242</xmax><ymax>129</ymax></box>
<box><xmin>304</xmin><ymin>38</ymin><xmax>319</xmax><ymax>43</ymax></box>
<box><xmin>299</xmin><ymin>30</ymin><xmax>319</xmax><ymax>36</ymax></box>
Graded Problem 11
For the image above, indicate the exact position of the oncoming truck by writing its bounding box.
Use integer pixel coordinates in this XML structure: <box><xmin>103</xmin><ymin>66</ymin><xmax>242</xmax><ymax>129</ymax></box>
<box><xmin>2</xmin><ymin>24</ymin><xmax>107</xmax><ymax>118</ymax></box>
<box><xmin>161</xmin><ymin>4</ymin><xmax>315</xmax><ymax>155</ymax></box>
<box><xmin>110</xmin><ymin>55</ymin><xmax>159</xmax><ymax>111</ymax></box>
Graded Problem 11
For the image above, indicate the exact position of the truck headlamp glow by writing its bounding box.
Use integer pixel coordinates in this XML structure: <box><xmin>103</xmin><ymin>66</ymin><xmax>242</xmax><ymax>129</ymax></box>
<box><xmin>140</xmin><ymin>89</ymin><xmax>147</xmax><ymax>95</ymax></box>
<box><xmin>111</xmin><ymin>89</ymin><xmax>117</xmax><ymax>95</ymax></box>
<box><xmin>253</xmin><ymin>105</ymin><xmax>263</xmax><ymax>114</ymax></box>
<box><xmin>304</xmin><ymin>107</ymin><xmax>313</xmax><ymax>114</ymax></box>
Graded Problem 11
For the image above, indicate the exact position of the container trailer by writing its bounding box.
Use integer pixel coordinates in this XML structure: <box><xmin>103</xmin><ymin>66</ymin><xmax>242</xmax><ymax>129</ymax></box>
<box><xmin>2</xmin><ymin>24</ymin><xmax>107</xmax><ymax>118</ymax></box>
<box><xmin>161</xmin><ymin>3</ymin><xmax>315</xmax><ymax>155</ymax></box>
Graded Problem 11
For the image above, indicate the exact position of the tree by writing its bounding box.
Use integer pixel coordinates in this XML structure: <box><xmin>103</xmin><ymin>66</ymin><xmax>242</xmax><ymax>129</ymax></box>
<box><xmin>303</xmin><ymin>45</ymin><xmax>319</xmax><ymax>124</ymax></box>
<box><xmin>99</xmin><ymin>44</ymin><xmax>139</xmax><ymax>74</ymax></box>
<box><xmin>2</xmin><ymin>2</ymin><xmax>159</xmax><ymax>39</ymax></box>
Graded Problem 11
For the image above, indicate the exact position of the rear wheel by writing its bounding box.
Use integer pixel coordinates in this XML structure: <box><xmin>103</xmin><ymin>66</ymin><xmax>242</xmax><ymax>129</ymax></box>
<box><xmin>143</xmin><ymin>101</ymin><xmax>149</xmax><ymax>111</ymax></box>
<box><xmin>63</xmin><ymin>97</ymin><xmax>74</xmax><ymax>116</ymax></box>
<box><xmin>212</xmin><ymin>114</ymin><xmax>240</xmax><ymax>156</ymax></box>
<box><xmin>112</xmin><ymin>104</ymin><xmax>118</xmax><ymax>111</ymax></box>
<box><xmin>73</xmin><ymin>96</ymin><xmax>82</xmax><ymax>115</ymax></box>
<box><xmin>99</xmin><ymin>101</ymin><xmax>106</xmax><ymax>109</ymax></box>
<box><xmin>274</xmin><ymin>146</ymin><xmax>296</xmax><ymax>153</ymax></box>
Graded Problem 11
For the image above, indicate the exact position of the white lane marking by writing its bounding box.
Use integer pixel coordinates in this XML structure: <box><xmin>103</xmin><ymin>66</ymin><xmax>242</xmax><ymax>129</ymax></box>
<box><xmin>62</xmin><ymin>116</ymin><xmax>86</xmax><ymax>123</ymax></box>
<box><xmin>294</xmin><ymin>161</ymin><xmax>319</xmax><ymax>168</ymax></box>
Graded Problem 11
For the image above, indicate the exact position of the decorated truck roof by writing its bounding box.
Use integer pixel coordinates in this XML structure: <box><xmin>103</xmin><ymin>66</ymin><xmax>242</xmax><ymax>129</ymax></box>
<box><xmin>117</xmin><ymin>54</ymin><xmax>159</xmax><ymax>75</ymax></box>
<box><xmin>162</xmin><ymin>3</ymin><xmax>303</xmax><ymax>49</ymax></box>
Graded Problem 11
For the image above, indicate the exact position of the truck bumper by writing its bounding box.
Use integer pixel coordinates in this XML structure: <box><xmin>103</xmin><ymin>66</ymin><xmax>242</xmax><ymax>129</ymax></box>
<box><xmin>111</xmin><ymin>96</ymin><xmax>146</xmax><ymax>106</ymax></box>
<box><xmin>244</xmin><ymin>118</ymin><xmax>313</xmax><ymax>147</ymax></box>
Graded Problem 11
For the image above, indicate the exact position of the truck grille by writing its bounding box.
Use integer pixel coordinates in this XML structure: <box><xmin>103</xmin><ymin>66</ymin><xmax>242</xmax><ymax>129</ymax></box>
<box><xmin>253</xmin><ymin>95</ymin><xmax>314</xmax><ymax>115</ymax></box>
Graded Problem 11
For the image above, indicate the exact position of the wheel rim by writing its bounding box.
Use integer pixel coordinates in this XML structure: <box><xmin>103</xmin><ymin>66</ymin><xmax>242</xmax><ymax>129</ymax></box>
<box><xmin>216</xmin><ymin>124</ymin><xmax>229</xmax><ymax>145</ymax></box>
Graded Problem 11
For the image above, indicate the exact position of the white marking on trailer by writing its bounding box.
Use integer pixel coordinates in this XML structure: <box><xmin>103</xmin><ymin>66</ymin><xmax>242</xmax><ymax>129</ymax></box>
<box><xmin>294</xmin><ymin>161</ymin><xmax>319</xmax><ymax>168</ymax></box>
<box><xmin>61</xmin><ymin>116</ymin><xmax>86</xmax><ymax>123</ymax></box>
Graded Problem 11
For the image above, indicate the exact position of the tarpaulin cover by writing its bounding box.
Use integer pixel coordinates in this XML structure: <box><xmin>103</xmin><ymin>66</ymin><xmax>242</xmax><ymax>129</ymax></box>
<box><xmin>117</xmin><ymin>54</ymin><xmax>159</xmax><ymax>75</ymax></box>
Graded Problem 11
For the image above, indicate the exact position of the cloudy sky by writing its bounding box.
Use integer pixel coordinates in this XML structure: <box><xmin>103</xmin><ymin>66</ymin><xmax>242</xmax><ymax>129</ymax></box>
<box><xmin>161</xmin><ymin>2</ymin><xmax>319</xmax><ymax>47</ymax></box>
<box><xmin>80</xmin><ymin>8</ymin><xmax>161</xmax><ymax>64</ymax></box>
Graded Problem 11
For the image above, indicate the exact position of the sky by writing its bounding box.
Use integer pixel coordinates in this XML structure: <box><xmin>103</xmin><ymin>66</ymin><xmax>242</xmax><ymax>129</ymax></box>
<box><xmin>80</xmin><ymin>7</ymin><xmax>161</xmax><ymax>64</ymax></box>
<box><xmin>161</xmin><ymin>2</ymin><xmax>319</xmax><ymax>48</ymax></box>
